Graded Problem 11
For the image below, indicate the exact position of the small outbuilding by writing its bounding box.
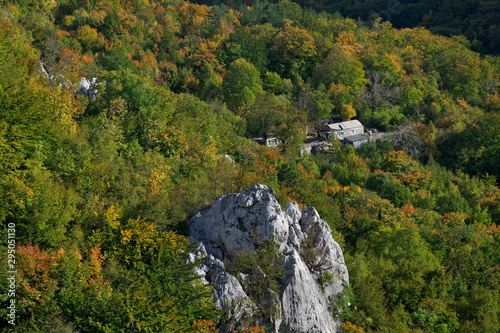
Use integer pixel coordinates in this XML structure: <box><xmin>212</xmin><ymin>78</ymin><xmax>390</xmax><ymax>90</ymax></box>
<box><xmin>252</xmin><ymin>137</ymin><xmax>280</xmax><ymax>147</ymax></box>
<box><xmin>343</xmin><ymin>134</ymin><xmax>369</xmax><ymax>148</ymax></box>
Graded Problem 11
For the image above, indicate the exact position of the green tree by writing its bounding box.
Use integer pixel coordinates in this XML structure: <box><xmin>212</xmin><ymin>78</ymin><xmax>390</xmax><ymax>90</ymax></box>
<box><xmin>270</xmin><ymin>24</ymin><xmax>317</xmax><ymax>77</ymax></box>
<box><xmin>246</xmin><ymin>93</ymin><xmax>281</xmax><ymax>138</ymax></box>
<box><xmin>271</xmin><ymin>104</ymin><xmax>307</xmax><ymax>152</ymax></box>
<box><xmin>315</xmin><ymin>46</ymin><xmax>367</xmax><ymax>99</ymax></box>
<box><xmin>263</xmin><ymin>72</ymin><xmax>283</xmax><ymax>94</ymax></box>
<box><xmin>220</xmin><ymin>26</ymin><xmax>270</xmax><ymax>73</ymax></box>
<box><xmin>227</xmin><ymin>240</ymin><xmax>285</xmax><ymax>324</ymax></box>
<box><xmin>222</xmin><ymin>59</ymin><xmax>263</xmax><ymax>110</ymax></box>
<box><xmin>366</xmin><ymin>172</ymin><xmax>412</xmax><ymax>207</ymax></box>
<box><xmin>438</xmin><ymin>113</ymin><xmax>500</xmax><ymax>180</ymax></box>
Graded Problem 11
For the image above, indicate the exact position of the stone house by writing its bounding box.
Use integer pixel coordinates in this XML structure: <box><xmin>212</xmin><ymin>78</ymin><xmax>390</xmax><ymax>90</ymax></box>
<box><xmin>317</xmin><ymin>120</ymin><xmax>364</xmax><ymax>141</ymax></box>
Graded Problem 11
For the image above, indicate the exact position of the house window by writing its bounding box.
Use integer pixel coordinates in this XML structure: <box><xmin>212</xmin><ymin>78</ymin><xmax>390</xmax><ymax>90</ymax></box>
<box><xmin>268</xmin><ymin>140</ymin><xmax>272</xmax><ymax>146</ymax></box>
<box><xmin>351</xmin><ymin>130</ymin><xmax>355</xmax><ymax>134</ymax></box>
<box><xmin>339</xmin><ymin>131</ymin><xmax>344</xmax><ymax>136</ymax></box>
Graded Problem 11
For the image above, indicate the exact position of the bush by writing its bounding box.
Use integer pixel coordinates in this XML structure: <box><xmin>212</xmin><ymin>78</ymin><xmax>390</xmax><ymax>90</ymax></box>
<box><xmin>227</xmin><ymin>240</ymin><xmax>285</xmax><ymax>323</ymax></box>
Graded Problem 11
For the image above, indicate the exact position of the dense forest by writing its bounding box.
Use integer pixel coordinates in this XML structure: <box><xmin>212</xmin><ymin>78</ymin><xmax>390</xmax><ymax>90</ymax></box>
<box><xmin>0</xmin><ymin>0</ymin><xmax>499</xmax><ymax>331</ymax></box>
<box><xmin>295</xmin><ymin>0</ymin><xmax>500</xmax><ymax>55</ymax></box>
<box><xmin>197</xmin><ymin>0</ymin><xmax>500</xmax><ymax>55</ymax></box>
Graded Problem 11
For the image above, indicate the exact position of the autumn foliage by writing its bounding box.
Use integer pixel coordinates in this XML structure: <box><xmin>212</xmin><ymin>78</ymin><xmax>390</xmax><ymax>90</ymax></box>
<box><xmin>1</xmin><ymin>0</ymin><xmax>500</xmax><ymax>331</ymax></box>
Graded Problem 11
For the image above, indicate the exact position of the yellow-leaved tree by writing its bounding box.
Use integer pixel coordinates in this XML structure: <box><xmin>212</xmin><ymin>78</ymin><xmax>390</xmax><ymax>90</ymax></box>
<box><xmin>340</xmin><ymin>103</ymin><xmax>357</xmax><ymax>121</ymax></box>
<box><xmin>87</xmin><ymin>205</ymin><xmax>219</xmax><ymax>332</ymax></box>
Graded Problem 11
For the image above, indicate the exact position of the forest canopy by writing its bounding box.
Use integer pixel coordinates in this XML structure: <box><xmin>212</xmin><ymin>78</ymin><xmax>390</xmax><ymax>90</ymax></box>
<box><xmin>0</xmin><ymin>0</ymin><xmax>499</xmax><ymax>331</ymax></box>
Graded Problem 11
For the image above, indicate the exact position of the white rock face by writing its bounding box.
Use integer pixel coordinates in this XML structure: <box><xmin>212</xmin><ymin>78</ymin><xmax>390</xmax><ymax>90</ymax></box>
<box><xmin>77</xmin><ymin>77</ymin><xmax>99</xmax><ymax>101</ymax></box>
<box><xmin>189</xmin><ymin>184</ymin><xmax>289</xmax><ymax>260</ymax></box>
<box><xmin>281</xmin><ymin>250</ymin><xmax>340</xmax><ymax>333</ymax></box>
<box><xmin>187</xmin><ymin>242</ymin><xmax>256</xmax><ymax>331</ymax></box>
<box><xmin>189</xmin><ymin>184</ymin><xmax>349</xmax><ymax>333</ymax></box>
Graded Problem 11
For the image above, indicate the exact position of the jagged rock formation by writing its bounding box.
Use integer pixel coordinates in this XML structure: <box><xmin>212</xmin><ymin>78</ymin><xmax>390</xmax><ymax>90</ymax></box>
<box><xmin>187</xmin><ymin>243</ymin><xmax>256</xmax><ymax>332</ymax></box>
<box><xmin>189</xmin><ymin>184</ymin><xmax>349</xmax><ymax>333</ymax></box>
<box><xmin>40</xmin><ymin>62</ymin><xmax>98</xmax><ymax>100</ymax></box>
<box><xmin>76</xmin><ymin>77</ymin><xmax>98</xmax><ymax>101</ymax></box>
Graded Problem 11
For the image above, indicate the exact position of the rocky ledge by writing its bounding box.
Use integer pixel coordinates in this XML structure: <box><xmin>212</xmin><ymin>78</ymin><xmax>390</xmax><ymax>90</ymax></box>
<box><xmin>189</xmin><ymin>184</ymin><xmax>349</xmax><ymax>333</ymax></box>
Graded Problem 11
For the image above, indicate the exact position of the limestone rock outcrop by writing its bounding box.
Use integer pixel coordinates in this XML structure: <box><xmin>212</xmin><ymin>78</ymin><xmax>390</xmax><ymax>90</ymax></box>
<box><xmin>189</xmin><ymin>184</ymin><xmax>349</xmax><ymax>333</ymax></box>
<box><xmin>187</xmin><ymin>243</ymin><xmax>256</xmax><ymax>330</ymax></box>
